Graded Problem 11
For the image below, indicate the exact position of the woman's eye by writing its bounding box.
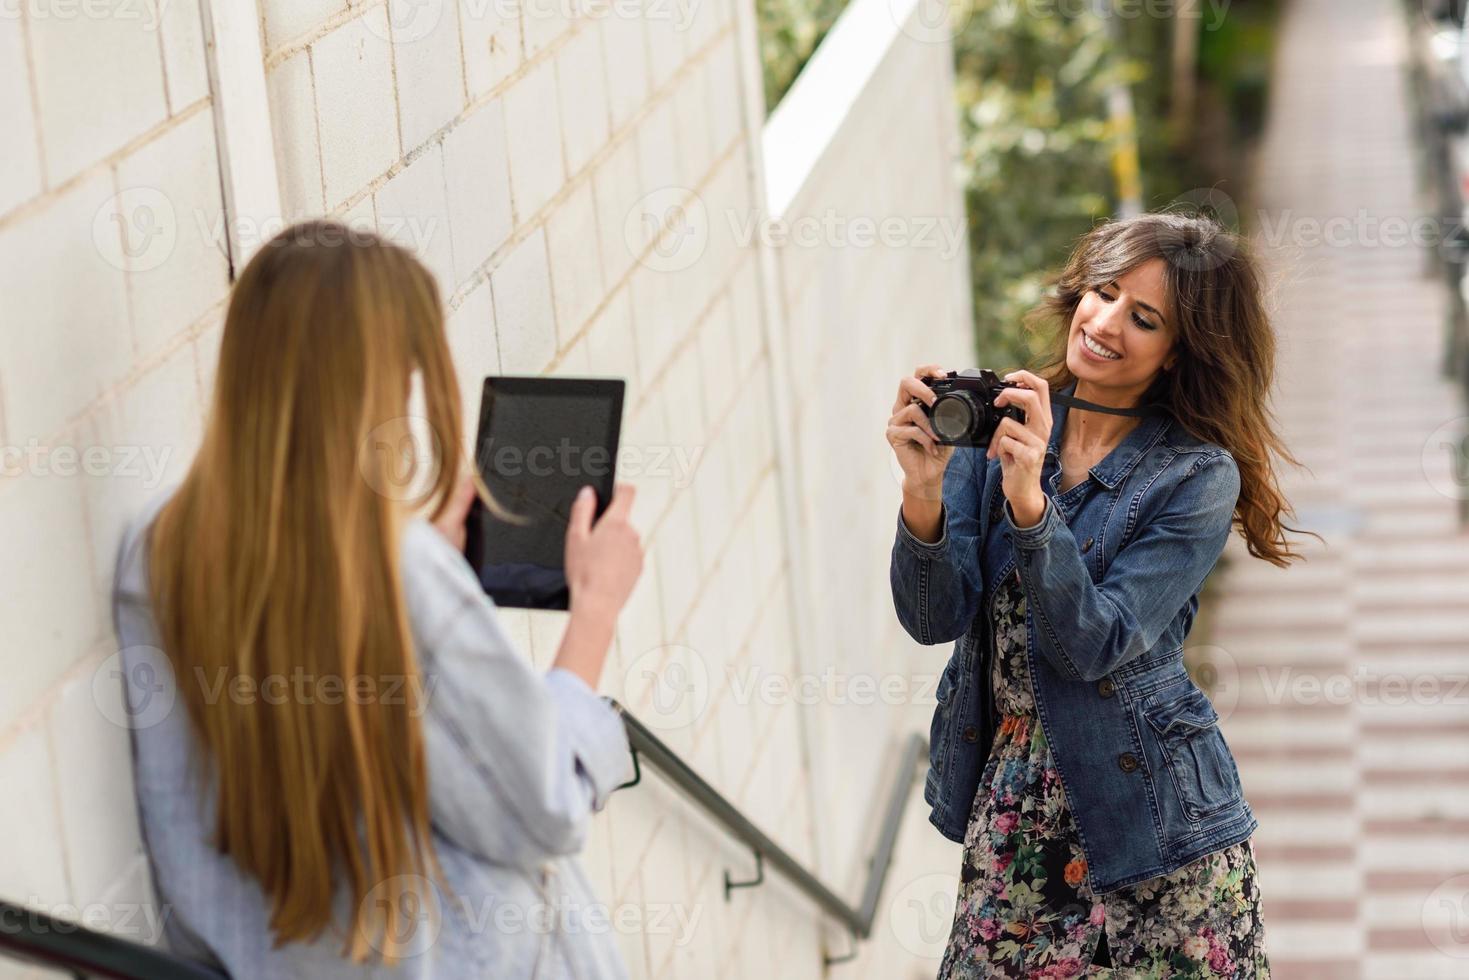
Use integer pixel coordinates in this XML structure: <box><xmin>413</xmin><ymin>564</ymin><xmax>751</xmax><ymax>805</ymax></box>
<box><xmin>1097</xmin><ymin>286</ymin><xmax>1157</xmax><ymax>329</ymax></box>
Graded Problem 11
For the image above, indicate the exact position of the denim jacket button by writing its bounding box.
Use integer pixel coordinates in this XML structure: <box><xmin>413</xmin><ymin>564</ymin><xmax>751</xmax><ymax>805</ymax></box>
<box><xmin>962</xmin><ymin>725</ymin><xmax>979</xmax><ymax>743</ymax></box>
<box><xmin>1117</xmin><ymin>752</ymin><xmax>1139</xmax><ymax>772</ymax></box>
<box><xmin>1097</xmin><ymin>677</ymin><xmax>1115</xmax><ymax>698</ymax></box>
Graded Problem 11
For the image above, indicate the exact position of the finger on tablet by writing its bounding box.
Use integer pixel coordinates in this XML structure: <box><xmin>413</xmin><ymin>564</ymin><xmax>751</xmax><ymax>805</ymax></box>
<box><xmin>568</xmin><ymin>485</ymin><xmax>596</xmax><ymax>539</ymax></box>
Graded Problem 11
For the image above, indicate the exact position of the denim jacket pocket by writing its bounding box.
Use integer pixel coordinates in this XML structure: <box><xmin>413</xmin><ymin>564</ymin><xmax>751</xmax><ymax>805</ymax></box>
<box><xmin>1142</xmin><ymin>687</ymin><xmax>1243</xmax><ymax>823</ymax></box>
<box><xmin>928</xmin><ymin>658</ymin><xmax>960</xmax><ymax>781</ymax></box>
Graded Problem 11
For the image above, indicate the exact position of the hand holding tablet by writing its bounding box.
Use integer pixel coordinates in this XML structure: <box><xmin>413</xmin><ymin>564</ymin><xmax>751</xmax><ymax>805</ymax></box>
<box><xmin>564</xmin><ymin>481</ymin><xmax>643</xmax><ymax>619</ymax></box>
<box><xmin>462</xmin><ymin>376</ymin><xmax>627</xmax><ymax>609</ymax></box>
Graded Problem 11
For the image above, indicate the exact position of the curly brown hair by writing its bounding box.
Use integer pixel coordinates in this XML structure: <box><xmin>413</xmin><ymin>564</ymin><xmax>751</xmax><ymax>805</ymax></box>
<box><xmin>1024</xmin><ymin>212</ymin><xmax>1316</xmax><ymax>567</ymax></box>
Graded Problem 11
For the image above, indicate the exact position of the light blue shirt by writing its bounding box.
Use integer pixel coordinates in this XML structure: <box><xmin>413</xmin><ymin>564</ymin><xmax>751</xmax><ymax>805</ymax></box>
<box><xmin>110</xmin><ymin>493</ymin><xmax>635</xmax><ymax>978</ymax></box>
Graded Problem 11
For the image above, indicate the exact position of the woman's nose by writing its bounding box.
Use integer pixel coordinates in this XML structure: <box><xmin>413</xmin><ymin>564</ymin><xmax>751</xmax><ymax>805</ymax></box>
<box><xmin>1096</xmin><ymin>303</ymin><xmax>1129</xmax><ymax>335</ymax></box>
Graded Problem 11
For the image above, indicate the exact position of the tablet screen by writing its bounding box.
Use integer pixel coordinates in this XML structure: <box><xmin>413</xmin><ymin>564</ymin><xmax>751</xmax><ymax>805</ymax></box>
<box><xmin>462</xmin><ymin>377</ymin><xmax>625</xmax><ymax>609</ymax></box>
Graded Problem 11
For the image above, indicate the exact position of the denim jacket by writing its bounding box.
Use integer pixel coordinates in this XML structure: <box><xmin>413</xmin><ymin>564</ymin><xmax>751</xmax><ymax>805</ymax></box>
<box><xmin>889</xmin><ymin>382</ymin><xmax>1259</xmax><ymax>894</ymax></box>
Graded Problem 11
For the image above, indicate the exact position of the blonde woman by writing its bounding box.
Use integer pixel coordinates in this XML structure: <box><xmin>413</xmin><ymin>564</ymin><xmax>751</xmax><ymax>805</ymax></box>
<box><xmin>110</xmin><ymin>220</ymin><xmax>643</xmax><ymax>978</ymax></box>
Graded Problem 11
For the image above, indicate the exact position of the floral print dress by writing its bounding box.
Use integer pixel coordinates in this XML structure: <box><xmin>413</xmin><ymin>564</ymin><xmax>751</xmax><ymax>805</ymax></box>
<box><xmin>935</xmin><ymin>574</ymin><xmax>1271</xmax><ymax>979</ymax></box>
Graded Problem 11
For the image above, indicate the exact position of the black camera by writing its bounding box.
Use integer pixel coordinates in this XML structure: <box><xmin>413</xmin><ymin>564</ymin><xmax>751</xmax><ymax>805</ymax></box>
<box><xmin>919</xmin><ymin>369</ymin><xmax>1026</xmax><ymax>447</ymax></box>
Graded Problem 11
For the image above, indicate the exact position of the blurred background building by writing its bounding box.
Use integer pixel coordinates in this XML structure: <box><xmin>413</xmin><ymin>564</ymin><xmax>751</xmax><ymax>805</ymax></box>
<box><xmin>1</xmin><ymin>0</ymin><xmax>1466</xmax><ymax>975</ymax></box>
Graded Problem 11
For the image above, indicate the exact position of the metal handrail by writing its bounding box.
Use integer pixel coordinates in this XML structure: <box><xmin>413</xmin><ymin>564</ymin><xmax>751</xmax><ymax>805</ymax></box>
<box><xmin>605</xmin><ymin>699</ymin><xmax>926</xmax><ymax>963</ymax></box>
<box><xmin>0</xmin><ymin>900</ymin><xmax>226</xmax><ymax>979</ymax></box>
<box><xmin>0</xmin><ymin>714</ymin><xmax>925</xmax><ymax>977</ymax></box>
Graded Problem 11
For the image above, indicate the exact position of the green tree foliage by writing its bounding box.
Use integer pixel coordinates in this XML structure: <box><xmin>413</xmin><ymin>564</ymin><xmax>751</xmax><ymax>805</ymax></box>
<box><xmin>758</xmin><ymin>0</ymin><xmax>849</xmax><ymax>111</ymax></box>
<box><xmin>758</xmin><ymin>0</ymin><xmax>1278</xmax><ymax>364</ymax></box>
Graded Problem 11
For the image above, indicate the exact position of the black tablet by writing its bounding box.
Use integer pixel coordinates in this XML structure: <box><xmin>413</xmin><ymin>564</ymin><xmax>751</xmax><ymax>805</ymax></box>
<box><xmin>462</xmin><ymin>376</ymin><xmax>625</xmax><ymax>610</ymax></box>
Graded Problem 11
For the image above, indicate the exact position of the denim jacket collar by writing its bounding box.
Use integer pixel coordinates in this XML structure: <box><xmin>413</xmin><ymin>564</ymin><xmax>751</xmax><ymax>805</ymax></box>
<box><xmin>1046</xmin><ymin>381</ymin><xmax>1173</xmax><ymax>491</ymax></box>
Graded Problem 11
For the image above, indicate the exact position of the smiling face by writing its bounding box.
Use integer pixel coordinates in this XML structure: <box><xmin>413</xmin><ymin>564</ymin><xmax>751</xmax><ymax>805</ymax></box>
<box><xmin>1065</xmin><ymin>257</ymin><xmax>1178</xmax><ymax>397</ymax></box>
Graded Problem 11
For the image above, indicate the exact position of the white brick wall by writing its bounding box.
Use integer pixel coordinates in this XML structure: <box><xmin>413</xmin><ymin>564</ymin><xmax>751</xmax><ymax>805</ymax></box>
<box><xmin>0</xmin><ymin>0</ymin><xmax>970</xmax><ymax>974</ymax></box>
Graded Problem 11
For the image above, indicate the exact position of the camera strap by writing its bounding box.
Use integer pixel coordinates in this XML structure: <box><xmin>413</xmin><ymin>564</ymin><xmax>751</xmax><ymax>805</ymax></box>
<box><xmin>1049</xmin><ymin>392</ymin><xmax>1168</xmax><ymax>418</ymax></box>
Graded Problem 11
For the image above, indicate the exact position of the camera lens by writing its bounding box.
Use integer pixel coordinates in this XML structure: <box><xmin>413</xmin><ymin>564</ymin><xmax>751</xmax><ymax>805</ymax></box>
<box><xmin>930</xmin><ymin>393</ymin><xmax>977</xmax><ymax>443</ymax></box>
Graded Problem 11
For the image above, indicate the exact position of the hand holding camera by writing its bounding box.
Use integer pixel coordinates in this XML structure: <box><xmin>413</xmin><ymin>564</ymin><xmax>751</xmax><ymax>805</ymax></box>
<box><xmin>887</xmin><ymin>364</ymin><xmax>959</xmax><ymax>502</ymax></box>
<box><xmin>888</xmin><ymin>366</ymin><xmax>1055</xmax><ymax>532</ymax></box>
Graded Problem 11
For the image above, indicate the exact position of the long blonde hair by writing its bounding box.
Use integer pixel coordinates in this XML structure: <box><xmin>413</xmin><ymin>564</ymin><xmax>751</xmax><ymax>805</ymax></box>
<box><xmin>148</xmin><ymin>221</ymin><xmax>461</xmax><ymax>961</ymax></box>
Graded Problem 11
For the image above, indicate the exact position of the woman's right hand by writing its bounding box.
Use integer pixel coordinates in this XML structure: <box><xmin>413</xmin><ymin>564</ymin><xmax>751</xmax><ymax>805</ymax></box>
<box><xmin>887</xmin><ymin>364</ymin><xmax>956</xmax><ymax>500</ymax></box>
<box><xmin>564</xmin><ymin>482</ymin><xmax>644</xmax><ymax>620</ymax></box>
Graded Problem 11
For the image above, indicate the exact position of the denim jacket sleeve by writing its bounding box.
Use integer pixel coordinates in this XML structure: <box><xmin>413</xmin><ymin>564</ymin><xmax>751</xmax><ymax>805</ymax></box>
<box><xmin>402</xmin><ymin>522</ymin><xmax>634</xmax><ymax>871</ymax></box>
<box><xmin>1005</xmin><ymin>451</ymin><xmax>1241</xmax><ymax>682</ymax></box>
<box><xmin>889</xmin><ymin>446</ymin><xmax>987</xmax><ymax>645</ymax></box>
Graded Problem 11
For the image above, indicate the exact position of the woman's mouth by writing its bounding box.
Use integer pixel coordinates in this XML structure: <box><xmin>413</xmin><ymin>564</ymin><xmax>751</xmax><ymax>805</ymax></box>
<box><xmin>1079</xmin><ymin>330</ymin><xmax>1122</xmax><ymax>361</ymax></box>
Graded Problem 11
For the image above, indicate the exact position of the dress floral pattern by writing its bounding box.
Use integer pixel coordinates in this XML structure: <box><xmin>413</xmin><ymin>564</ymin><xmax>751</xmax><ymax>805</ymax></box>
<box><xmin>935</xmin><ymin>574</ymin><xmax>1271</xmax><ymax>979</ymax></box>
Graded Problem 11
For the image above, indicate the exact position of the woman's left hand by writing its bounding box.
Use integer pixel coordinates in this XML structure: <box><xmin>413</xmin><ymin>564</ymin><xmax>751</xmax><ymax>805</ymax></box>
<box><xmin>988</xmin><ymin>370</ymin><xmax>1053</xmax><ymax>527</ymax></box>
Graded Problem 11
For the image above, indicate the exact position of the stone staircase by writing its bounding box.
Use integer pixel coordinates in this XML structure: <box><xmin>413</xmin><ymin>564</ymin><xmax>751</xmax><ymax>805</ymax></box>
<box><xmin>1209</xmin><ymin>0</ymin><xmax>1469</xmax><ymax>974</ymax></box>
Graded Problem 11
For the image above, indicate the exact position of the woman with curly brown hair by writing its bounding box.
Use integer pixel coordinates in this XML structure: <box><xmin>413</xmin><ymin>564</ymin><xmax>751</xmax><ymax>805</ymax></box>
<box><xmin>888</xmin><ymin>212</ymin><xmax>1309</xmax><ymax>976</ymax></box>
